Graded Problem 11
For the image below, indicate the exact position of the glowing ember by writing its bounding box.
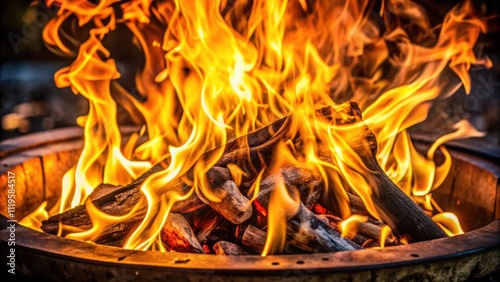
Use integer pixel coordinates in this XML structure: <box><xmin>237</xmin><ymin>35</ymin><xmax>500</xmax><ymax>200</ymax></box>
<box><xmin>23</xmin><ymin>0</ymin><xmax>491</xmax><ymax>255</ymax></box>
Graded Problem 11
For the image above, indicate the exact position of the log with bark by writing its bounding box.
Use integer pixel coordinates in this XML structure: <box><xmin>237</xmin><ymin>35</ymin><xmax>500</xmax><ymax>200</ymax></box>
<box><xmin>41</xmin><ymin>101</ymin><xmax>446</xmax><ymax>250</ymax></box>
<box><xmin>40</xmin><ymin>107</ymin><xmax>290</xmax><ymax>239</ymax></box>
<box><xmin>311</xmin><ymin>103</ymin><xmax>447</xmax><ymax>242</ymax></box>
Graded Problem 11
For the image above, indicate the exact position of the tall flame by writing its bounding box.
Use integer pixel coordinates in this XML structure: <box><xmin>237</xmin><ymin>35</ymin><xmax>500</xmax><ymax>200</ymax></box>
<box><xmin>22</xmin><ymin>0</ymin><xmax>490</xmax><ymax>252</ymax></box>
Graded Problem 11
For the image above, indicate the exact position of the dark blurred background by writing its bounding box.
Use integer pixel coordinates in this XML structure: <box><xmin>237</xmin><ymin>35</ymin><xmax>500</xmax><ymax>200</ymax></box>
<box><xmin>0</xmin><ymin>0</ymin><xmax>141</xmax><ymax>140</ymax></box>
<box><xmin>0</xmin><ymin>0</ymin><xmax>499</xmax><ymax>148</ymax></box>
<box><xmin>0</xmin><ymin>0</ymin><xmax>87</xmax><ymax>140</ymax></box>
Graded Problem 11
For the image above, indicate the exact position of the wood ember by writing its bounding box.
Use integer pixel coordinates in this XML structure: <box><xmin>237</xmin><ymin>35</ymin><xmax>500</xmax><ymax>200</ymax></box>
<box><xmin>161</xmin><ymin>213</ymin><xmax>204</xmax><ymax>253</ymax></box>
<box><xmin>40</xmin><ymin>101</ymin><xmax>446</xmax><ymax>254</ymax></box>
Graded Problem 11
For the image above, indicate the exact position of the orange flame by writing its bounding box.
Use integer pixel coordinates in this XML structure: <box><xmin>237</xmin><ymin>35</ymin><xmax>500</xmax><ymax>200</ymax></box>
<box><xmin>21</xmin><ymin>0</ymin><xmax>491</xmax><ymax>253</ymax></box>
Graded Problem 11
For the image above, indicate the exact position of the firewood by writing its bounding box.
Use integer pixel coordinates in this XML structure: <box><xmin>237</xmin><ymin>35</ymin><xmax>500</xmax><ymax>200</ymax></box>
<box><xmin>313</xmin><ymin>103</ymin><xmax>447</xmax><ymax>242</ymax></box>
<box><xmin>237</xmin><ymin>224</ymin><xmax>297</xmax><ymax>254</ymax></box>
<box><xmin>42</xmin><ymin>101</ymin><xmax>445</xmax><ymax>246</ymax></box>
<box><xmin>40</xmin><ymin>166</ymin><xmax>227</xmax><ymax>238</ymax></box>
<box><xmin>252</xmin><ymin>169</ymin><xmax>360</xmax><ymax>253</ymax></box>
<box><xmin>199</xmin><ymin>180</ymin><xmax>252</xmax><ymax>224</ymax></box>
<box><xmin>286</xmin><ymin>203</ymin><xmax>361</xmax><ymax>252</ymax></box>
<box><xmin>40</xmin><ymin>111</ymin><xmax>290</xmax><ymax>238</ymax></box>
<box><xmin>358</xmin><ymin>221</ymin><xmax>382</xmax><ymax>239</ymax></box>
<box><xmin>252</xmin><ymin>166</ymin><xmax>322</xmax><ymax>210</ymax></box>
<box><xmin>87</xmin><ymin>183</ymin><xmax>119</xmax><ymax>201</ymax></box>
<box><xmin>213</xmin><ymin>241</ymin><xmax>247</xmax><ymax>255</ymax></box>
<box><xmin>161</xmin><ymin>213</ymin><xmax>204</xmax><ymax>253</ymax></box>
<box><xmin>318</xmin><ymin>212</ymin><xmax>400</xmax><ymax>247</ymax></box>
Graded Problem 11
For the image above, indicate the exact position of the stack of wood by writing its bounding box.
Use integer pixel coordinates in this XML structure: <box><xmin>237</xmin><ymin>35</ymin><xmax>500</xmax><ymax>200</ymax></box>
<box><xmin>41</xmin><ymin>102</ymin><xmax>447</xmax><ymax>255</ymax></box>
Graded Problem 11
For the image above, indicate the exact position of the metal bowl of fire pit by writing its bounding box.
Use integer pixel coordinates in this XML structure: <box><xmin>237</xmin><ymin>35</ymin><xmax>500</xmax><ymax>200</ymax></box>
<box><xmin>1</xmin><ymin>128</ymin><xmax>499</xmax><ymax>281</ymax></box>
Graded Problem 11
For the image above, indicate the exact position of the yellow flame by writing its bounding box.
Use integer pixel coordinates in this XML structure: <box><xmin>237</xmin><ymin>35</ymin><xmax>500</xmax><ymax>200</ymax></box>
<box><xmin>19</xmin><ymin>0</ymin><xmax>491</xmax><ymax>252</ymax></box>
<box><xmin>261</xmin><ymin>174</ymin><xmax>300</xmax><ymax>256</ymax></box>
<box><xmin>19</xmin><ymin>201</ymin><xmax>49</xmax><ymax>230</ymax></box>
<box><xmin>432</xmin><ymin>212</ymin><xmax>464</xmax><ymax>236</ymax></box>
<box><xmin>340</xmin><ymin>214</ymin><xmax>368</xmax><ymax>239</ymax></box>
<box><xmin>379</xmin><ymin>225</ymin><xmax>392</xmax><ymax>248</ymax></box>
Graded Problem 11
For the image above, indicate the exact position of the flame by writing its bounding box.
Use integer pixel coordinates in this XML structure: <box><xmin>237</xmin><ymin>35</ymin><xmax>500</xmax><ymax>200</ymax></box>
<box><xmin>379</xmin><ymin>225</ymin><xmax>393</xmax><ymax>248</ymax></box>
<box><xmin>20</xmin><ymin>0</ymin><xmax>491</xmax><ymax>253</ymax></box>
<box><xmin>340</xmin><ymin>214</ymin><xmax>368</xmax><ymax>239</ymax></box>
<box><xmin>19</xmin><ymin>201</ymin><xmax>49</xmax><ymax>230</ymax></box>
<box><xmin>432</xmin><ymin>212</ymin><xmax>464</xmax><ymax>236</ymax></box>
<box><xmin>261</xmin><ymin>170</ymin><xmax>300</xmax><ymax>256</ymax></box>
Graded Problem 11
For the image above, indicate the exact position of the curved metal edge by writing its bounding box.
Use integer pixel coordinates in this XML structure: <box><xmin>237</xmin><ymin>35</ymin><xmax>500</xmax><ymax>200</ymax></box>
<box><xmin>0</xmin><ymin>127</ymin><xmax>83</xmax><ymax>159</ymax></box>
<box><xmin>0</xmin><ymin>126</ymin><xmax>139</xmax><ymax>159</ymax></box>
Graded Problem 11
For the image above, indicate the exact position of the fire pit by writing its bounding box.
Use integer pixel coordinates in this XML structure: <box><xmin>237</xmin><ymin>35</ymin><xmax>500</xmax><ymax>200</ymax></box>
<box><xmin>1</xmin><ymin>128</ymin><xmax>499</xmax><ymax>280</ymax></box>
<box><xmin>1</xmin><ymin>0</ymin><xmax>500</xmax><ymax>281</ymax></box>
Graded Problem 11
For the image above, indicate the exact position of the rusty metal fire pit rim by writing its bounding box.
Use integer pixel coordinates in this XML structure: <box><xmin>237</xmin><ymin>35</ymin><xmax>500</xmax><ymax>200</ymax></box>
<box><xmin>1</xmin><ymin>216</ymin><xmax>498</xmax><ymax>273</ymax></box>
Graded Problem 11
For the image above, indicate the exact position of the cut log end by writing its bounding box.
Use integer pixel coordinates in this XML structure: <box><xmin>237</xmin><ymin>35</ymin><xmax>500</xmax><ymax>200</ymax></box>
<box><xmin>161</xmin><ymin>213</ymin><xmax>204</xmax><ymax>254</ymax></box>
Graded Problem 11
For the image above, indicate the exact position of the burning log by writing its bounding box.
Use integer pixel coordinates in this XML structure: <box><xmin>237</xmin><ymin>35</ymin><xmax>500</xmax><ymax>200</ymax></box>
<box><xmin>40</xmin><ymin>166</ymin><xmax>227</xmax><ymax>239</ymax></box>
<box><xmin>240</xmin><ymin>224</ymin><xmax>267</xmax><ymax>254</ymax></box>
<box><xmin>253</xmin><ymin>170</ymin><xmax>359</xmax><ymax>253</ymax></box>
<box><xmin>161</xmin><ymin>213</ymin><xmax>204</xmax><ymax>253</ymax></box>
<box><xmin>287</xmin><ymin>203</ymin><xmax>361</xmax><ymax>252</ymax></box>
<box><xmin>253</xmin><ymin>166</ymin><xmax>322</xmax><ymax>209</ymax></box>
<box><xmin>237</xmin><ymin>224</ymin><xmax>297</xmax><ymax>254</ymax></box>
<box><xmin>213</xmin><ymin>241</ymin><xmax>247</xmax><ymax>255</ymax></box>
<box><xmin>314</xmin><ymin>103</ymin><xmax>447</xmax><ymax>242</ymax></box>
<box><xmin>40</xmin><ymin>107</ymin><xmax>291</xmax><ymax>238</ymax></box>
